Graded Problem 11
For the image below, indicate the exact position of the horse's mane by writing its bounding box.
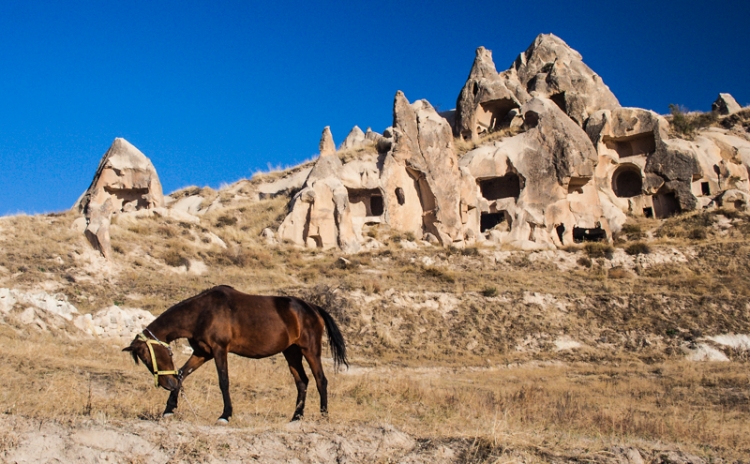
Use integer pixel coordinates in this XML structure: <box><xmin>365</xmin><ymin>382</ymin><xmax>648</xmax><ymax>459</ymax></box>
<box><xmin>157</xmin><ymin>285</ymin><xmax>235</xmax><ymax>320</ymax></box>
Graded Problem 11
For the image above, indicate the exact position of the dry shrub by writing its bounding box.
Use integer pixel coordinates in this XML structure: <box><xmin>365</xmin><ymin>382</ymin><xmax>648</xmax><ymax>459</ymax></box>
<box><xmin>214</xmin><ymin>215</ymin><xmax>237</xmax><ymax>228</ymax></box>
<box><xmin>584</xmin><ymin>242</ymin><xmax>613</xmax><ymax>259</ymax></box>
<box><xmin>625</xmin><ymin>242</ymin><xmax>651</xmax><ymax>255</ymax></box>
<box><xmin>454</xmin><ymin>127</ymin><xmax>523</xmax><ymax>155</ymax></box>
<box><xmin>669</xmin><ymin>104</ymin><xmax>719</xmax><ymax>138</ymax></box>
<box><xmin>608</xmin><ymin>267</ymin><xmax>632</xmax><ymax>279</ymax></box>
<box><xmin>163</xmin><ymin>250</ymin><xmax>188</xmax><ymax>268</ymax></box>
<box><xmin>620</xmin><ymin>223</ymin><xmax>644</xmax><ymax>240</ymax></box>
<box><xmin>481</xmin><ymin>286</ymin><xmax>498</xmax><ymax>297</ymax></box>
<box><xmin>363</xmin><ymin>279</ymin><xmax>382</xmax><ymax>294</ymax></box>
<box><xmin>656</xmin><ymin>211</ymin><xmax>715</xmax><ymax>239</ymax></box>
<box><xmin>422</xmin><ymin>265</ymin><xmax>456</xmax><ymax>283</ymax></box>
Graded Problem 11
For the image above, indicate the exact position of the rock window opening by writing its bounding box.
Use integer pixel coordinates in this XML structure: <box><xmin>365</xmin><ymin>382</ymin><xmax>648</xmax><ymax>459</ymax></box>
<box><xmin>550</xmin><ymin>93</ymin><xmax>567</xmax><ymax>114</ymax></box>
<box><xmin>103</xmin><ymin>187</ymin><xmax>150</xmax><ymax>210</ymax></box>
<box><xmin>395</xmin><ymin>187</ymin><xmax>405</xmax><ymax>205</ymax></box>
<box><xmin>568</xmin><ymin>177</ymin><xmax>590</xmax><ymax>194</ymax></box>
<box><xmin>653</xmin><ymin>189</ymin><xmax>680</xmax><ymax>219</ymax></box>
<box><xmin>478</xmin><ymin>173</ymin><xmax>521</xmax><ymax>201</ymax></box>
<box><xmin>612</xmin><ymin>165</ymin><xmax>643</xmax><ymax>198</ymax></box>
<box><xmin>643</xmin><ymin>207</ymin><xmax>654</xmax><ymax>218</ymax></box>
<box><xmin>370</xmin><ymin>195</ymin><xmax>384</xmax><ymax>216</ymax></box>
<box><xmin>573</xmin><ymin>226</ymin><xmax>607</xmax><ymax>243</ymax></box>
<box><xmin>348</xmin><ymin>189</ymin><xmax>384</xmax><ymax>217</ymax></box>
<box><xmin>476</xmin><ymin>98</ymin><xmax>519</xmax><ymax>134</ymax></box>
<box><xmin>555</xmin><ymin>224</ymin><xmax>565</xmax><ymax>243</ymax></box>
<box><xmin>701</xmin><ymin>182</ymin><xmax>711</xmax><ymax>196</ymax></box>
<box><xmin>480</xmin><ymin>212</ymin><xmax>509</xmax><ymax>232</ymax></box>
<box><xmin>604</xmin><ymin>132</ymin><xmax>656</xmax><ymax>158</ymax></box>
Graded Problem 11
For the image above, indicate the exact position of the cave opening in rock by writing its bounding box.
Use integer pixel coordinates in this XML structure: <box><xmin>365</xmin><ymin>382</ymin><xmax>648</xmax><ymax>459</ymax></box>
<box><xmin>478</xmin><ymin>173</ymin><xmax>521</xmax><ymax>201</ymax></box>
<box><xmin>573</xmin><ymin>226</ymin><xmax>607</xmax><ymax>243</ymax></box>
<box><xmin>653</xmin><ymin>189</ymin><xmax>680</xmax><ymax>219</ymax></box>
<box><xmin>104</xmin><ymin>187</ymin><xmax>150</xmax><ymax>210</ymax></box>
<box><xmin>476</xmin><ymin>98</ymin><xmax>519</xmax><ymax>135</ymax></box>
<box><xmin>568</xmin><ymin>177</ymin><xmax>590</xmax><ymax>194</ymax></box>
<box><xmin>701</xmin><ymin>182</ymin><xmax>711</xmax><ymax>196</ymax></box>
<box><xmin>555</xmin><ymin>224</ymin><xmax>565</xmax><ymax>243</ymax></box>
<box><xmin>480</xmin><ymin>211</ymin><xmax>509</xmax><ymax>232</ymax></box>
<box><xmin>604</xmin><ymin>132</ymin><xmax>656</xmax><ymax>158</ymax></box>
<box><xmin>348</xmin><ymin>189</ymin><xmax>384</xmax><ymax>217</ymax></box>
<box><xmin>550</xmin><ymin>93</ymin><xmax>567</xmax><ymax>114</ymax></box>
<box><xmin>395</xmin><ymin>187</ymin><xmax>405</xmax><ymax>205</ymax></box>
<box><xmin>612</xmin><ymin>165</ymin><xmax>643</xmax><ymax>198</ymax></box>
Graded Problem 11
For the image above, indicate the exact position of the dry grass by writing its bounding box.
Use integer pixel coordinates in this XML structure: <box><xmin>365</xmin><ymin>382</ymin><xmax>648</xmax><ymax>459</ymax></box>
<box><xmin>337</xmin><ymin>143</ymin><xmax>380</xmax><ymax>164</ymax></box>
<box><xmin>454</xmin><ymin>127</ymin><xmax>523</xmax><ymax>156</ymax></box>
<box><xmin>3</xmin><ymin>191</ymin><xmax>750</xmax><ymax>460</ymax></box>
<box><xmin>0</xmin><ymin>330</ymin><xmax>747</xmax><ymax>459</ymax></box>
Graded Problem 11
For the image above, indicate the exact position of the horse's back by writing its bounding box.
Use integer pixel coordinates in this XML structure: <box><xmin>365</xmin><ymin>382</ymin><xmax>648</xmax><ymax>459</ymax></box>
<box><xmin>208</xmin><ymin>287</ymin><xmax>321</xmax><ymax>357</ymax></box>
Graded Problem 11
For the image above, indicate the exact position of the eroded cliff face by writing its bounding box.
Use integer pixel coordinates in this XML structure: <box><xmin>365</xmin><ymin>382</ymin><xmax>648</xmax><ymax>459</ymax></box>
<box><xmin>75</xmin><ymin>138</ymin><xmax>164</xmax><ymax>257</ymax></box>
<box><xmin>455</xmin><ymin>34</ymin><xmax>620</xmax><ymax>142</ymax></box>
<box><xmin>266</xmin><ymin>33</ymin><xmax>749</xmax><ymax>253</ymax></box>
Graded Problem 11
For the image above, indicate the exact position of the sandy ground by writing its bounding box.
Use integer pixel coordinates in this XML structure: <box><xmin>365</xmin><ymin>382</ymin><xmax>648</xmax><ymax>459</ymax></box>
<box><xmin>0</xmin><ymin>415</ymin><xmax>462</xmax><ymax>464</ymax></box>
<box><xmin>1</xmin><ymin>414</ymin><xmax>719</xmax><ymax>464</ymax></box>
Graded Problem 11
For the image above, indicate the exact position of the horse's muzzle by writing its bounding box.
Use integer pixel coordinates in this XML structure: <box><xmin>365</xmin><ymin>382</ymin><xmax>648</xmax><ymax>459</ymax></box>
<box><xmin>162</xmin><ymin>376</ymin><xmax>181</xmax><ymax>391</ymax></box>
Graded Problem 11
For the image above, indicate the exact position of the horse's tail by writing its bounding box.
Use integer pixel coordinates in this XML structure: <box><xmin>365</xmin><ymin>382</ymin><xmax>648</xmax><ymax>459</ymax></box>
<box><xmin>311</xmin><ymin>304</ymin><xmax>348</xmax><ymax>371</ymax></box>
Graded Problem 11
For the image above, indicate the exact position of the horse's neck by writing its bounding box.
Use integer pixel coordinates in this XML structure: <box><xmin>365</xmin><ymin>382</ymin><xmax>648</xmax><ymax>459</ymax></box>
<box><xmin>148</xmin><ymin>306</ymin><xmax>196</xmax><ymax>342</ymax></box>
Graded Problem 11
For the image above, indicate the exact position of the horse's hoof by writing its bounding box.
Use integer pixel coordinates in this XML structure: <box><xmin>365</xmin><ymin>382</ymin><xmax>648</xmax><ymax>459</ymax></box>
<box><xmin>162</xmin><ymin>412</ymin><xmax>175</xmax><ymax>419</ymax></box>
<box><xmin>216</xmin><ymin>418</ymin><xmax>229</xmax><ymax>425</ymax></box>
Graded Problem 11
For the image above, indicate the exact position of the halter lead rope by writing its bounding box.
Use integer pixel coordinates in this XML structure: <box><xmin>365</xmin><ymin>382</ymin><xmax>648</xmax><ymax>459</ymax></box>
<box><xmin>138</xmin><ymin>331</ymin><xmax>180</xmax><ymax>387</ymax></box>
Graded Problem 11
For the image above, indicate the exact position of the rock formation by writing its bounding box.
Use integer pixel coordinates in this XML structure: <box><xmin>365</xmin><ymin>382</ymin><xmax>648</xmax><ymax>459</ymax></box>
<box><xmin>266</xmin><ymin>33</ymin><xmax>749</xmax><ymax>252</ymax></box>
<box><xmin>712</xmin><ymin>93</ymin><xmax>741</xmax><ymax>115</ymax></box>
<box><xmin>75</xmin><ymin>138</ymin><xmax>164</xmax><ymax>257</ymax></box>
<box><xmin>455</xmin><ymin>34</ymin><xmax>619</xmax><ymax>141</ymax></box>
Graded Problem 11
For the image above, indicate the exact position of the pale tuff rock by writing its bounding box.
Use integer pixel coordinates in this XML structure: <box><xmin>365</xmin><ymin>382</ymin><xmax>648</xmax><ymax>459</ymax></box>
<box><xmin>588</xmin><ymin>107</ymin><xmax>750</xmax><ymax>222</ymax></box>
<box><xmin>0</xmin><ymin>288</ymin><xmax>78</xmax><ymax>320</ymax></box>
<box><xmin>255</xmin><ymin>166</ymin><xmax>313</xmax><ymax>200</ymax></box>
<box><xmin>455</xmin><ymin>34</ymin><xmax>619</xmax><ymax>140</ymax></box>
<box><xmin>275</xmin><ymin>33</ymin><xmax>750</xmax><ymax>252</ymax></box>
<box><xmin>76</xmin><ymin>138</ymin><xmax>164</xmax><ymax>258</ymax></box>
<box><xmin>712</xmin><ymin>93</ymin><xmax>742</xmax><ymax>115</ymax></box>
<box><xmin>513</xmin><ymin>33</ymin><xmax>620</xmax><ymax>125</ymax></box>
<box><xmin>319</xmin><ymin>126</ymin><xmax>336</xmax><ymax>156</ymax></box>
<box><xmin>386</xmin><ymin>92</ymin><xmax>472</xmax><ymax>245</ymax></box>
<box><xmin>278</xmin><ymin>127</ymin><xmax>361</xmax><ymax>253</ymax></box>
<box><xmin>462</xmin><ymin>97</ymin><xmax>604</xmax><ymax>247</ymax></box>
<box><xmin>340</xmin><ymin>125</ymin><xmax>367</xmax><ymax>150</ymax></box>
<box><xmin>1</xmin><ymin>287</ymin><xmax>155</xmax><ymax>339</ymax></box>
<box><xmin>74</xmin><ymin>305</ymin><xmax>155</xmax><ymax>339</ymax></box>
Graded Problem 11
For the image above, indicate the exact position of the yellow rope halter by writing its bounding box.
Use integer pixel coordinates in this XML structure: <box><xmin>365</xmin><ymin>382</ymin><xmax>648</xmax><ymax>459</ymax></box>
<box><xmin>138</xmin><ymin>332</ymin><xmax>180</xmax><ymax>387</ymax></box>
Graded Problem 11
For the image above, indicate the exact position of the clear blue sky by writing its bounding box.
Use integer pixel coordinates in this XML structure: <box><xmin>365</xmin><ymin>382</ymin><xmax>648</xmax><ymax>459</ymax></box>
<box><xmin>1</xmin><ymin>0</ymin><xmax>748</xmax><ymax>215</ymax></box>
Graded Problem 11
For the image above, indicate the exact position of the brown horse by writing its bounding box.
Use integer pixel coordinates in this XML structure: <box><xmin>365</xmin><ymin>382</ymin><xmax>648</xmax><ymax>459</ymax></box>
<box><xmin>123</xmin><ymin>285</ymin><xmax>348</xmax><ymax>423</ymax></box>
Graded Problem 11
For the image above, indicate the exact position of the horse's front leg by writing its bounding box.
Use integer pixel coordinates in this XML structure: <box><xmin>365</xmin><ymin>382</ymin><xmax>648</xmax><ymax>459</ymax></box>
<box><xmin>163</xmin><ymin>350</ymin><xmax>213</xmax><ymax>418</ymax></box>
<box><xmin>214</xmin><ymin>346</ymin><xmax>232</xmax><ymax>423</ymax></box>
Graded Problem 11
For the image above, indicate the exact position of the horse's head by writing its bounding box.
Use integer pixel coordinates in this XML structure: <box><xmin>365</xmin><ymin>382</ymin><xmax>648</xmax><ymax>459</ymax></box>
<box><xmin>123</xmin><ymin>333</ymin><xmax>181</xmax><ymax>391</ymax></box>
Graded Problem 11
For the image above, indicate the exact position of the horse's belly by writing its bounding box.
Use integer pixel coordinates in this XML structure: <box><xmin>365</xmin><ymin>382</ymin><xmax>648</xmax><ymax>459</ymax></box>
<box><xmin>230</xmin><ymin>341</ymin><xmax>290</xmax><ymax>359</ymax></box>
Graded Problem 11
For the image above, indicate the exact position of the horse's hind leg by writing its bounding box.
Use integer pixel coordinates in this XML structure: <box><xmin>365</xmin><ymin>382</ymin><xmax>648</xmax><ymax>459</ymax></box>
<box><xmin>163</xmin><ymin>350</ymin><xmax>213</xmax><ymax>417</ymax></box>
<box><xmin>301</xmin><ymin>347</ymin><xmax>328</xmax><ymax>416</ymax></box>
<box><xmin>283</xmin><ymin>345</ymin><xmax>309</xmax><ymax>421</ymax></box>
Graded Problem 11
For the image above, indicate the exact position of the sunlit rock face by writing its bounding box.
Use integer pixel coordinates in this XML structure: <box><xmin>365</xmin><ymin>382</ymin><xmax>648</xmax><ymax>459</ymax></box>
<box><xmin>455</xmin><ymin>33</ymin><xmax>620</xmax><ymax>142</ymax></box>
<box><xmin>75</xmin><ymin>138</ymin><xmax>164</xmax><ymax>257</ymax></box>
<box><xmin>276</xmin><ymin>33</ymin><xmax>749</xmax><ymax>252</ymax></box>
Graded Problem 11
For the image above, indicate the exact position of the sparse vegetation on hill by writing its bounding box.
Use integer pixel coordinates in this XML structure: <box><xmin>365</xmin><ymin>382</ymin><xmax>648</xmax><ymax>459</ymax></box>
<box><xmin>668</xmin><ymin>104</ymin><xmax>719</xmax><ymax>138</ymax></box>
<box><xmin>2</xmin><ymin>194</ymin><xmax>750</xmax><ymax>461</ymax></box>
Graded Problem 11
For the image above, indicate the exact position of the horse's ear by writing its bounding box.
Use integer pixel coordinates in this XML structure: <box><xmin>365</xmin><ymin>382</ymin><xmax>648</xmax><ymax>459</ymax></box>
<box><xmin>122</xmin><ymin>346</ymin><xmax>139</xmax><ymax>364</ymax></box>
